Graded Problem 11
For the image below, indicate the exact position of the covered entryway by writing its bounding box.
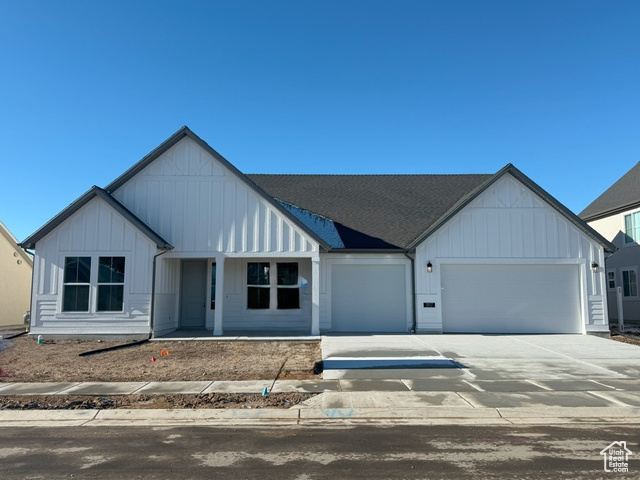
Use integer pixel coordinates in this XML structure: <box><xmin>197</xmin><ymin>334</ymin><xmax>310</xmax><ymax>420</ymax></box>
<box><xmin>441</xmin><ymin>264</ymin><xmax>582</xmax><ymax>334</ymax></box>
<box><xmin>180</xmin><ymin>260</ymin><xmax>207</xmax><ymax>328</ymax></box>
<box><xmin>331</xmin><ymin>264</ymin><xmax>408</xmax><ymax>332</ymax></box>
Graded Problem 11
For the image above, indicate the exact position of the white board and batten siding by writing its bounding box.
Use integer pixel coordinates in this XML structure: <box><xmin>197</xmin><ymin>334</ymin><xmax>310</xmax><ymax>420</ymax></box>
<box><xmin>108</xmin><ymin>137</ymin><xmax>321</xmax><ymax>335</ymax></box>
<box><xmin>30</xmin><ymin>197</ymin><xmax>157</xmax><ymax>336</ymax></box>
<box><xmin>111</xmin><ymin>137</ymin><xmax>319</xmax><ymax>256</ymax></box>
<box><xmin>221</xmin><ymin>258</ymin><xmax>313</xmax><ymax>332</ymax></box>
<box><xmin>320</xmin><ymin>255</ymin><xmax>413</xmax><ymax>333</ymax></box>
<box><xmin>414</xmin><ymin>174</ymin><xmax>609</xmax><ymax>334</ymax></box>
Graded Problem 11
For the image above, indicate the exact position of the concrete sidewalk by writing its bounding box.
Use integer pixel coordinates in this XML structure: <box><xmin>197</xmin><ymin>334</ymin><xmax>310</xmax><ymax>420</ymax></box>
<box><xmin>2</xmin><ymin>378</ymin><xmax>640</xmax><ymax>427</ymax></box>
<box><xmin>1</xmin><ymin>405</ymin><xmax>640</xmax><ymax>427</ymax></box>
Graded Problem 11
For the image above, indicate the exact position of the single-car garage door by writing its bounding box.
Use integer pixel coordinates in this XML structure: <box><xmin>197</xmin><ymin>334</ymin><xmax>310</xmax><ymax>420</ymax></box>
<box><xmin>441</xmin><ymin>264</ymin><xmax>582</xmax><ymax>334</ymax></box>
<box><xmin>331</xmin><ymin>264</ymin><xmax>407</xmax><ymax>332</ymax></box>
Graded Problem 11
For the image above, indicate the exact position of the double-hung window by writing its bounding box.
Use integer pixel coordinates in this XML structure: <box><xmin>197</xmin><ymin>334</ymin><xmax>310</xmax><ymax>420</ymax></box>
<box><xmin>247</xmin><ymin>262</ymin><xmax>271</xmax><ymax>309</ymax></box>
<box><xmin>97</xmin><ymin>257</ymin><xmax>125</xmax><ymax>312</ymax></box>
<box><xmin>63</xmin><ymin>257</ymin><xmax>91</xmax><ymax>312</ymax></box>
<box><xmin>622</xmin><ymin>268</ymin><xmax>638</xmax><ymax>298</ymax></box>
<box><xmin>247</xmin><ymin>262</ymin><xmax>301</xmax><ymax>310</ymax></box>
<box><xmin>277</xmin><ymin>263</ymin><xmax>300</xmax><ymax>309</ymax></box>
<box><xmin>624</xmin><ymin>212</ymin><xmax>640</xmax><ymax>244</ymax></box>
<box><xmin>62</xmin><ymin>255</ymin><xmax>126</xmax><ymax>313</ymax></box>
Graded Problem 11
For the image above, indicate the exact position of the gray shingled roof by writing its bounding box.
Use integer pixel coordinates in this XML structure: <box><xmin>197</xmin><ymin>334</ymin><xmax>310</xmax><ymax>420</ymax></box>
<box><xmin>580</xmin><ymin>162</ymin><xmax>640</xmax><ymax>221</ymax></box>
<box><xmin>248</xmin><ymin>174</ymin><xmax>492</xmax><ymax>249</ymax></box>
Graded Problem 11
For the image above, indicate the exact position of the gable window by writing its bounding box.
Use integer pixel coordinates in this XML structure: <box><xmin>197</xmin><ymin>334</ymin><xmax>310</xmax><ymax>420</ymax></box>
<box><xmin>246</xmin><ymin>262</ymin><xmax>301</xmax><ymax>310</ymax></box>
<box><xmin>63</xmin><ymin>257</ymin><xmax>91</xmax><ymax>312</ymax></box>
<box><xmin>97</xmin><ymin>257</ymin><xmax>125</xmax><ymax>312</ymax></box>
<box><xmin>247</xmin><ymin>262</ymin><xmax>270</xmax><ymax>309</ymax></box>
<box><xmin>607</xmin><ymin>270</ymin><xmax>616</xmax><ymax>291</ymax></box>
<box><xmin>624</xmin><ymin>212</ymin><xmax>640</xmax><ymax>244</ymax></box>
<box><xmin>622</xmin><ymin>268</ymin><xmax>638</xmax><ymax>297</ymax></box>
<box><xmin>277</xmin><ymin>263</ymin><xmax>300</xmax><ymax>309</ymax></box>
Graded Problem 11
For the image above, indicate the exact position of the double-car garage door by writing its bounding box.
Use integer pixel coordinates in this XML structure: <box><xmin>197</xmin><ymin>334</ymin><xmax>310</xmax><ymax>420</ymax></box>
<box><xmin>441</xmin><ymin>264</ymin><xmax>582</xmax><ymax>334</ymax></box>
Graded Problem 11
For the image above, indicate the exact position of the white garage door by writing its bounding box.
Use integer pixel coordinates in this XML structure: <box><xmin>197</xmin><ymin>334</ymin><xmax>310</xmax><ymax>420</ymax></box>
<box><xmin>331</xmin><ymin>264</ymin><xmax>407</xmax><ymax>332</ymax></box>
<box><xmin>441</xmin><ymin>264</ymin><xmax>582</xmax><ymax>334</ymax></box>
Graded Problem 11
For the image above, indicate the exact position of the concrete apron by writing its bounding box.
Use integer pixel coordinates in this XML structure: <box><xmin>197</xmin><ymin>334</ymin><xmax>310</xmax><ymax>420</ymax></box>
<box><xmin>321</xmin><ymin>334</ymin><xmax>457</xmax><ymax>375</ymax></box>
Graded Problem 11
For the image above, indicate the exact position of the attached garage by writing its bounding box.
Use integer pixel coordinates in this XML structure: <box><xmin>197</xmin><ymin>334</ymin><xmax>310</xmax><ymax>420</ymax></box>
<box><xmin>441</xmin><ymin>264</ymin><xmax>582</xmax><ymax>334</ymax></box>
<box><xmin>331</xmin><ymin>263</ymin><xmax>408</xmax><ymax>332</ymax></box>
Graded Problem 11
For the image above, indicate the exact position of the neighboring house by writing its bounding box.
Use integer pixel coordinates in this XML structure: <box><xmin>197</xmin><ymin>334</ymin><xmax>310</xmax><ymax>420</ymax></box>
<box><xmin>580</xmin><ymin>162</ymin><xmax>640</xmax><ymax>323</ymax></box>
<box><xmin>20</xmin><ymin>127</ymin><xmax>613</xmax><ymax>339</ymax></box>
<box><xmin>0</xmin><ymin>221</ymin><xmax>33</xmax><ymax>326</ymax></box>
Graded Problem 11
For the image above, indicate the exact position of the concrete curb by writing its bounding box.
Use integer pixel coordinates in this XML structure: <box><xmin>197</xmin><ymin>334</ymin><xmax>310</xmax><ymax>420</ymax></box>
<box><xmin>2</xmin><ymin>407</ymin><xmax>640</xmax><ymax>427</ymax></box>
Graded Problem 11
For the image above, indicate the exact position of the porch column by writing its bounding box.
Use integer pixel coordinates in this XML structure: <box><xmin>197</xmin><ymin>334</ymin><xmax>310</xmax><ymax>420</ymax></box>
<box><xmin>311</xmin><ymin>255</ymin><xmax>320</xmax><ymax>336</ymax></box>
<box><xmin>213</xmin><ymin>255</ymin><xmax>224</xmax><ymax>336</ymax></box>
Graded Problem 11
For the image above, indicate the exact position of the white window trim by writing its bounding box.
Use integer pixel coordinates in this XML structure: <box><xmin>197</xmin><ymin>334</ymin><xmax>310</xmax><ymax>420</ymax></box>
<box><xmin>56</xmin><ymin>253</ymin><xmax>129</xmax><ymax>318</ymax></box>
<box><xmin>606</xmin><ymin>269</ymin><xmax>617</xmax><ymax>292</ymax></box>
<box><xmin>621</xmin><ymin>266</ymin><xmax>639</xmax><ymax>299</ymax></box>
<box><xmin>623</xmin><ymin>210</ymin><xmax>640</xmax><ymax>246</ymax></box>
<box><xmin>61</xmin><ymin>256</ymin><xmax>92</xmax><ymax>313</ymax></box>
<box><xmin>245</xmin><ymin>260</ymin><xmax>301</xmax><ymax>312</ymax></box>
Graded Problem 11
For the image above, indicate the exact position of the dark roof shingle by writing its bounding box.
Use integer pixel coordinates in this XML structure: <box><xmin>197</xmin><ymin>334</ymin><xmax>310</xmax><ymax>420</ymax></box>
<box><xmin>580</xmin><ymin>162</ymin><xmax>640</xmax><ymax>221</ymax></box>
<box><xmin>248</xmin><ymin>174</ymin><xmax>492</xmax><ymax>249</ymax></box>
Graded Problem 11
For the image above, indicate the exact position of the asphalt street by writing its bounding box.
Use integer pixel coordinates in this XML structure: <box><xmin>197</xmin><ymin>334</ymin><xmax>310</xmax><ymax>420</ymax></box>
<box><xmin>0</xmin><ymin>424</ymin><xmax>638</xmax><ymax>479</ymax></box>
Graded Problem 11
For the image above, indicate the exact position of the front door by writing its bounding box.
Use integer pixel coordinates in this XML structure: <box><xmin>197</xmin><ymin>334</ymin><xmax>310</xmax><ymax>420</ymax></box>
<box><xmin>180</xmin><ymin>260</ymin><xmax>207</xmax><ymax>328</ymax></box>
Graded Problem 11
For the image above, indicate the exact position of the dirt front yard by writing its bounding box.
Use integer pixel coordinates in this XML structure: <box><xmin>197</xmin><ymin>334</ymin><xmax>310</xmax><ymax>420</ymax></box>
<box><xmin>0</xmin><ymin>335</ymin><xmax>321</xmax><ymax>383</ymax></box>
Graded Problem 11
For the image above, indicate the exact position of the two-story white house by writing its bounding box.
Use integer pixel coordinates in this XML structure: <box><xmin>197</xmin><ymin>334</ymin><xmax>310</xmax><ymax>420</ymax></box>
<box><xmin>580</xmin><ymin>162</ymin><xmax>640</xmax><ymax>323</ymax></box>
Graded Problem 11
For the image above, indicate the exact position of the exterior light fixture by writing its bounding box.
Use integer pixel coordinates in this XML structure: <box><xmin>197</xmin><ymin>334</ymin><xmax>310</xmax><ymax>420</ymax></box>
<box><xmin>591</xmin><ymin>261</ymin><xmax>598</xmax><ymax>273</ymax></box>
<box><xmin>427</xmin><ymin>261</ymin><xmax>433</xmax><ymax>273</ymax></box>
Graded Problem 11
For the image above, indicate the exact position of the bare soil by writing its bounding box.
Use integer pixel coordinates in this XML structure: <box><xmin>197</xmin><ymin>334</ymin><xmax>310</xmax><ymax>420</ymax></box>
<box><xmin>611</xmin><ymin>332</ymin><xmax>640</xmax><ymax>347</ymax></box>
<box><xmin>0</xmin><ymin>392</ymin><xmax>313</xmax><ymax>410</ymax></box>
<box><xmin>0</xmin><ymin>336</ymin><xmax>321</xmax><ymax>383</ymax></box>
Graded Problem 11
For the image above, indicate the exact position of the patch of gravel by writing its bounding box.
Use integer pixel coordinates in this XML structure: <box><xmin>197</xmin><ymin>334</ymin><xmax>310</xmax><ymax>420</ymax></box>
<box><xmin>0</xmin><ymin>392</ymin><xmax>314</xmax><ymax>410</ymax></box>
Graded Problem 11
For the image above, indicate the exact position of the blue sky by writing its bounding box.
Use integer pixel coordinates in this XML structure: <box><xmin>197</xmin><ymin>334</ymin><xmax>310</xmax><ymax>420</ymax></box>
<box><xmin>1</xmin><ymin>1</ymin><xmax>639</xmax><ymax>242</ymax></box>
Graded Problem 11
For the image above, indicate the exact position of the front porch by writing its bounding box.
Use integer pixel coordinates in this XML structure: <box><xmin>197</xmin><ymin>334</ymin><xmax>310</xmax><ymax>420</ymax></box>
<box><xmin>151</xmin><ymin>328</ymin><xmax>320</xmax><ymax>341</ymax></box>
<box><xmin>152</xmin><ymin>254</ymin><xmax>320</xmax><ymax>338</ymax></box>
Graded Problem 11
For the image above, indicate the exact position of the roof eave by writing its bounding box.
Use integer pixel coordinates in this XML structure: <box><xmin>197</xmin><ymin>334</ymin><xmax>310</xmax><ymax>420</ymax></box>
<box><xmin>19</xmin><ymin>187</ymin><xmax>173</xmax><ymax>251</ymax></box>
<box><xmin>580</xmin><ymin>200</ymin><xmax>640</xmax><ymax>223</ymax></box>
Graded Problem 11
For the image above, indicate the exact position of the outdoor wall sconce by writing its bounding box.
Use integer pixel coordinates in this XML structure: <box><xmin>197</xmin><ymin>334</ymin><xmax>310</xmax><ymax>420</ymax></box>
<box><xmin>591</xmin><ymin>261</ymin><xmax>599</xmax><ymax>273</ymax></box>
<box><xmin>426</xmin><ymin>261</ymin><xmax>433</xmax><ymax>273</ymax></box>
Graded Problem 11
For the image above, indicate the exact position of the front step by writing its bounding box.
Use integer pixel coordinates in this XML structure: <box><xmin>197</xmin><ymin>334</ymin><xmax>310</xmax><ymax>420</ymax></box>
<box><xmin>323</xmin><ymin>355</ymin><xmax>458</xmax><ymax>370</ymax></box>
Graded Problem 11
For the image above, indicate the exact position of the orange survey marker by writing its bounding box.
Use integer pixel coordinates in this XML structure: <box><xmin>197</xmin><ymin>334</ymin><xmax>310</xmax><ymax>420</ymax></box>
<box><xmin>160</xmin><ymin>350</ymin><xmax>170</xmax><ymax>356</ymax></box>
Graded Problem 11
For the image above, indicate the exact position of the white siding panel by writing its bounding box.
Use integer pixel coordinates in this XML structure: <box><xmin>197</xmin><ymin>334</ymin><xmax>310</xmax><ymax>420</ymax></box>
<box><xmin>109</xmin><ymin>137</ymin><xmax>318</xmax><ymax>254</ymax></box>
<box><xmin>30</xmin><ymin>196</ymin><xmax>156</xmax><ymax>335</ymax></box>
<box><xmin>221</xmin><ymin>257</ymin><xmax>312</xmax><ymax>332</ymax></box>
<box><xmin>415</xmin><ymin>174</ymin><xmax>608</xmax><ymax>334</ymax></box>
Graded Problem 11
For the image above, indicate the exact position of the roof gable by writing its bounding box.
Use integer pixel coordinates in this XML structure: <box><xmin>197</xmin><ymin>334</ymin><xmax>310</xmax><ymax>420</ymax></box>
<box><xmin>580</xmin><ymin>161</ymin><xmax>640</xmax><ymax>221</ymax></box>
<box><xmin>20</xmin><ymin>187</ymin><xmax>172</xmax><ymax>250</ymax></box>
<box><xmin>0</xmin><ymin>221</ymin><xmax>33</xmax><ymax>266</ymax></box>
<box><xmin>407</xmin><ymin>164</ymin><xmax>616</xmax><ymax>253</ymax></box>
<box><xmin>106</xmin><ymin>127</ymin><xmax>330</xmax><ymax>251</ymax></box>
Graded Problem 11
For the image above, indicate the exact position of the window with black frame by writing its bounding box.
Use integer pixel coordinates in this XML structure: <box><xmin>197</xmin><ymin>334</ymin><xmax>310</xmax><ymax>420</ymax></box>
<box><xmin>62</xmin><ymin>256</ymin><xmax>91</xmax><ymax>312</ymax></box>
<box><xmin>97</xmin><ymin>257</ymin><xmax>125</xmax><ymax>312</ymax></box>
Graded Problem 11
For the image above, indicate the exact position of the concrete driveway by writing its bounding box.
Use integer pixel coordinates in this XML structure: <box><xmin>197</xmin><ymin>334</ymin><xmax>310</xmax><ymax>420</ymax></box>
<box><xmin>320</xmin><ymin>334</ymin><xmax>640</xmax><ymax>408</ymax></box>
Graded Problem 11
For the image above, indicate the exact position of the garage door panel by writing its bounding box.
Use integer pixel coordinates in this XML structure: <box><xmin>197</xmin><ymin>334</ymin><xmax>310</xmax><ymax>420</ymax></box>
<box><xmin>331</xmin><ymin>264</ymin><xmax>407</xmax><ymax>332</ymax></box>
<box><xmin>441</xmin><ymin>264</ymin><xmax>581</xmax><ymax>334</ymax></box>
